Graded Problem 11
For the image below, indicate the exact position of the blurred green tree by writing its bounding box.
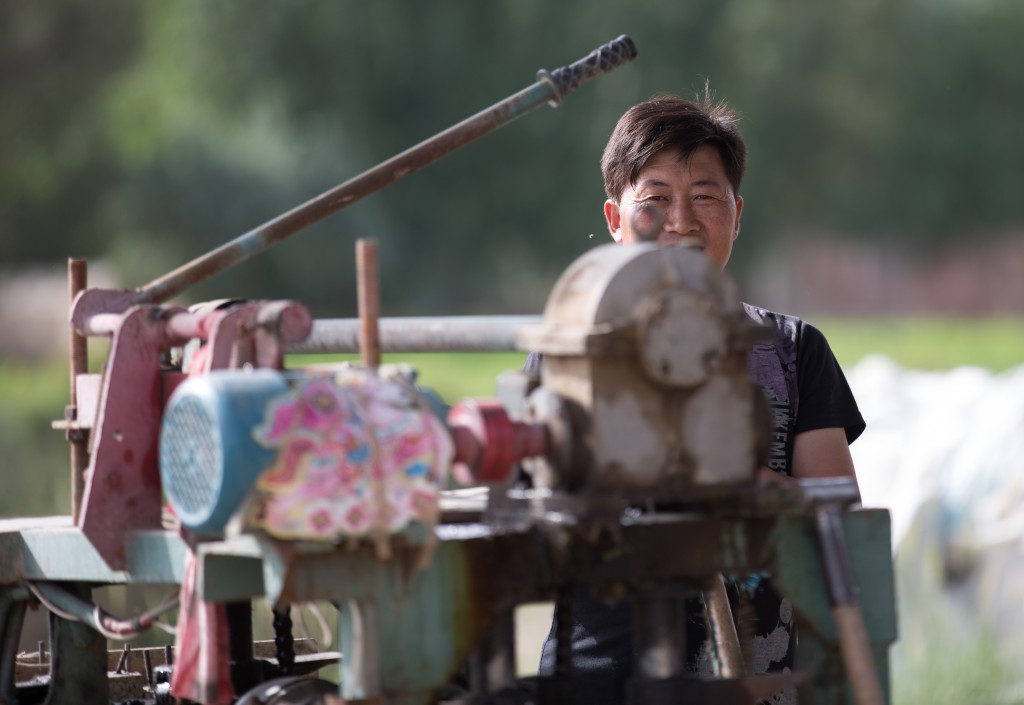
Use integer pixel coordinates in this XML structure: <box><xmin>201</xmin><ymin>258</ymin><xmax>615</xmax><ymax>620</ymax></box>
<box><xmin>0</xmin><ymin>1</ymin><xmax>142</xmax><ymax>262</ymax></box>
<box><xmin>2</xmin><ymin>0</ymin><xmax>1022</xmax><ymax>315</ymax></box>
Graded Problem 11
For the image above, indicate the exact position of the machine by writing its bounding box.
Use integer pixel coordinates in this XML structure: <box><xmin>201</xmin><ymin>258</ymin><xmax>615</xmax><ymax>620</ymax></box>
<box><xmin>0</xmin><ymin>34</ymin><xmax>895</xmax><ymax>705</ymax></box>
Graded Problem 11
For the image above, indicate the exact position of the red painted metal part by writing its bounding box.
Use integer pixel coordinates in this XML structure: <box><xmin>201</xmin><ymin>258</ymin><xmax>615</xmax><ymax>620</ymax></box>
<box><xmin>188</xmin><ymin>300</ymin><xmax>312</xmax><ymax>372</ymax></box>
<box><xmin>447</xmin><ymin>399</ymin><xmax>548</xmax><ymax>484</ymax></box>
<box><xmin>75</xmin><ymin>298</ymin><xmax>312</xmax><ymax>570</ymax></box>
<box><xmin>78</xmin><ymin>307</ymin><xmax>192</xmax><ymax>569</ymax></box>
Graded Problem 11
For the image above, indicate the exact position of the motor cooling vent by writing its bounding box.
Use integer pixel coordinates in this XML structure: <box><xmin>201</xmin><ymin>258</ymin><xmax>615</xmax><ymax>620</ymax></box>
<box><xmin>159</xmin><ymin>369</ymin><xmax>288</xmax><ymax>535</ymax></box>
<box><xmin>160</xmin><ymin>395</ymin><xmax>222</xmax><ymax>519</ymax></box>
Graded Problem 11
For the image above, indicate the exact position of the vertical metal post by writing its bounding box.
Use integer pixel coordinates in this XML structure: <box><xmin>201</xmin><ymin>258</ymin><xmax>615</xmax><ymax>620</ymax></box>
<box><xmin>469</xmin><ymin>608</ymin><xmax>516</xmax><ymax>695</ymax></box>
<box><xmin>0</xmin><ymin>587</ymin><xmax>29</xmax><ymax>703</ymax></box>
<box><xmin>633</xmin><ymin>591</ymin><xmax>687</xmax><ymax>681</ymax></box>
<box><xmin>67</xmin><ymin>258</ymin><xmax>89</xmax><ymax>522</ymax></box>
<box><xmin>339</xmin><ymin>599</ymin><xmax>381</xmax><ymax>701</ymax></box>
<box><xmin>703</xmin><ymin>574</ymin><xmax>745</xmax><ymax>677</ymax></box>
<box><xmin>356</xmin><ymin>239</ymin><xmax>381</xmax><ymax>368</ymax></box>
<box><xmin>44</xmin><ymin>583</ymin><xmax>108</xmax><ymax>705</ymax></box>
<box><xmin>226</xmin><ymin>601</ymin><xmax>261</xmax><ymax>694</ymax></box>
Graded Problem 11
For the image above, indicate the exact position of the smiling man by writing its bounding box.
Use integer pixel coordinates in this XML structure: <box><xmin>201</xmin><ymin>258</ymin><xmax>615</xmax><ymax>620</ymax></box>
<box><xmin>537</xmin><ymin>93</ymin><xmax>866</xmax><ymax>704</ymax></box>
<box><xmin>604</xmin><ymin>142</ymin><xmax>742</xmax><ymax>263</ymax></box>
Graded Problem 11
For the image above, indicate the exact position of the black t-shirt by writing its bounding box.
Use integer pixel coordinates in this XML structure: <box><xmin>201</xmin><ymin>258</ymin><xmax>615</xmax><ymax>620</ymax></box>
<box><xmin>745</xmin><ymin>303</ymin><xmax>865</xmax><ymax>475</ymax></box>
<box><xmin>536</xmin><ymin>306</ymin><xmax>865</xmax><ymax>704</ymax></box>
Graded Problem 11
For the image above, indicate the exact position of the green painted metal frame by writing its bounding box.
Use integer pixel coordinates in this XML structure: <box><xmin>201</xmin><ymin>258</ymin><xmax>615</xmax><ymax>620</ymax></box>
<box><xmin>0</xmin><ymin>516</ymin><xmax>187</xmax><ymax>585</ymax></box>
<box><xmin>0</xmin><ymin>518</ymin><xmax>186</xmax><ymax>704</ymax></box>
<box><xmin>197</xmin><ymin>508</ymin><xmax>896</xmax><ymax>705</ymax></box>
<box><xmin>0</xmin><ymin>511</ymin><xmax>894</xmax><ymax>704</ymax></box>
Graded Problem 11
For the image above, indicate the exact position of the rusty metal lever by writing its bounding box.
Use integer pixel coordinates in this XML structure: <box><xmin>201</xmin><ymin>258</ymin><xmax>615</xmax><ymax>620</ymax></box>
<box><xmin>815</xmin><ymin>503</ymin><xmax>885</xmax><ymax>705</ymax></box>
<box><xmin>129</xmin><ymin>36</ymin><xmax>638</xmax><ymax>308</ymax></box>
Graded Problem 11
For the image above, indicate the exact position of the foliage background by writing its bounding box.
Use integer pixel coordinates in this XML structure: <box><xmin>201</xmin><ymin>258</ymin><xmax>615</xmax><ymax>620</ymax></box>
<box><xmin>4</xmin><ymin>1</ymin><xmax>1023</xmax><ymax>318</ymax></box>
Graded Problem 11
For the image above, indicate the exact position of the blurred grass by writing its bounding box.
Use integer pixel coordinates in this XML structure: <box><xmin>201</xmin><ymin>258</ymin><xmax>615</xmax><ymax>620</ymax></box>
<box><xmin>0</xmin><ymin>360</ymin><xmax>71</xmax><ymax>425</ymax></box>
<box><xmin>816</xmin><ymin>316</ymin><xmax>1024</xmax><ymax>373</ymax></box>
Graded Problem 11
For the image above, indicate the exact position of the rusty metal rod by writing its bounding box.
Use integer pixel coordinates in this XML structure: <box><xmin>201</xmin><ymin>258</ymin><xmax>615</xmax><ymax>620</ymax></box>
<box><xmin>131</xmin><ymin>36</ymin><xmax>637</xmax><ymax>307</ymax></box>
<box><xmin>815</xmin><ymin>504</ymin><xmax>885</xmax><ymax>705</ymax></box>
<box><xmin>703</xmin><ymin>574</ymin><xmax>745</xmax><ymax>678</ymax></box>
<box><xmin>286</xmin><ymin>315</ymin><xmax>541</xmax><ymax>354</ymax></box>
<box><xmin>67</xmin><ymin>258</ymin><xmax>89</xmax><ymax>523</ymax></box>
<box><xmin>356</xmin><ymin>239</ymin><xmax>381</xmax><ymax>368</ymax></box>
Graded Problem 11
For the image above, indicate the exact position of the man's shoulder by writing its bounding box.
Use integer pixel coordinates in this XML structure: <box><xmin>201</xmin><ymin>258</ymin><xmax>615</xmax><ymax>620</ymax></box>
<box><xmin>742</xmin><ymin>303</ymin><xmax>804</xmax><ymax>341</ymax></box>
<box><xmin>743</xmin><ymin>303</ymin><xmax>839</xmax><ymax>365</ymax></box>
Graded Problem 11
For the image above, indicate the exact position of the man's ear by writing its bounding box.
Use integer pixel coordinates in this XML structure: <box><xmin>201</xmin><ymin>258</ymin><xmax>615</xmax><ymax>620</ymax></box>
<box><xmin>733</xmin><ymin>195</ymin><xmax>744</xmax><ymax>241</ymax></box>
<box><xmin>604</xmin><ymin>199</ymin><xmax>623</xmax><ymax>243</ymax></box>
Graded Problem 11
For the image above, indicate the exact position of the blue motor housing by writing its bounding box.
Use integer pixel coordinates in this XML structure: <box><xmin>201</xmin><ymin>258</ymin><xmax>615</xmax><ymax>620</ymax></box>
<box><xmin>160</xmin><ymin>369</ymin><xmax>289</xmax><ymax>536</ymax></box>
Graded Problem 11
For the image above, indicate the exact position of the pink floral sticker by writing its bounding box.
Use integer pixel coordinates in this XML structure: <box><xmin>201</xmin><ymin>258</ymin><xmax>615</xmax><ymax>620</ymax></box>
<box><xmin>247</xmin><ymin>370</ymin><xmax>452</xmax><ymax>543</ymax></box>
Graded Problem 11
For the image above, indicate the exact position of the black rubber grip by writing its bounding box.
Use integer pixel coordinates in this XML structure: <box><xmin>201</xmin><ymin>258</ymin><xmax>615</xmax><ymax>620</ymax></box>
<box><xmin>545</xmin><ymin>35</ymin><xmax>638</xmax><ymax>99</ymax></box>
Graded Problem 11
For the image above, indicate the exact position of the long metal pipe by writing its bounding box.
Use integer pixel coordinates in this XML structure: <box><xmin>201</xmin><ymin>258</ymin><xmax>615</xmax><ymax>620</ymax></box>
<box><xmin>132</xmin><ymin>36</ymin><xmax>636</xmax><ymax>307</ymax></box>
<box><xmin>286</xmin><ymin>315</ymin><xmax>541</xmax><ymax>354</ymax></box>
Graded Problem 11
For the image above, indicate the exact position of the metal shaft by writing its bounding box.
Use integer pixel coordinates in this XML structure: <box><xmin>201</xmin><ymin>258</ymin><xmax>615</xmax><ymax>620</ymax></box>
<box><xmin>133</xmin><ymin>36</ymin><xmax>637</xmax><ymax>306</ymax></box>
<box><xmin>356</xmin><ymin>239</ymin><xmax>381</xmax><ymax>367</ymax></box>
<box><xmin>286</xmin><ymin>315</ymin><xmax>541</xmax><ymax>354</ymax></box>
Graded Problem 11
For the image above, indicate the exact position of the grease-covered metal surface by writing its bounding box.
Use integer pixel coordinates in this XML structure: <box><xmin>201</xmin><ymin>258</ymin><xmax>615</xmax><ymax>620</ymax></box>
<box><xmin>519</xmin><ymin>243</ymin><xmax>764</xmax><ymax>495</ymax></box>
<box><xmin>191</xmin><ymin>504</ymin><xmax>894</xmax><ymax>705</ymax></box>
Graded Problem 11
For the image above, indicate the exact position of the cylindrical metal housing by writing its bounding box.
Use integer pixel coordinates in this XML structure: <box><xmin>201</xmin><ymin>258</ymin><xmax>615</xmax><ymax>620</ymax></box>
<box><xmin>517</xmin><ymin>243</ymin><xmax>764</xmax><ymax>495</ymax></box>
<box><xmin>160</xmin><ymin>369</ymin><xmax>288</xmax><ymax>535</ymax></box>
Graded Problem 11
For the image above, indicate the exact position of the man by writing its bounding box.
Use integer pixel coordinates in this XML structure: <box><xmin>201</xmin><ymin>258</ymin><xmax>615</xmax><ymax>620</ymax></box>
<box><xmin>536</xmin><ymin>92</ymin><xmax>865</xmax><ymax>704</ymax></box>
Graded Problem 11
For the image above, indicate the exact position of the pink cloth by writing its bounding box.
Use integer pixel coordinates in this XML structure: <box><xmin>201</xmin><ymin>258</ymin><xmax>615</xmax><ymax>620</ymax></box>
<box><xmin>170</xmin><ymin>548</ymin><xmax>234</xmax><ymax>705</ymax></box>
<box><xmin>170</xmin><ymin>342</ymin><xmax>234</xmax><ymax>704</ymax></box>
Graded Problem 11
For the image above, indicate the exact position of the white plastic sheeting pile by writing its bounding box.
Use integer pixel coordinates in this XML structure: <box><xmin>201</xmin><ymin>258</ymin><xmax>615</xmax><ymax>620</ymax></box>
<box><xmin>847</xmin><ymin>355</ymin><xmax>1024</xmax><ymax>670</ymax></box>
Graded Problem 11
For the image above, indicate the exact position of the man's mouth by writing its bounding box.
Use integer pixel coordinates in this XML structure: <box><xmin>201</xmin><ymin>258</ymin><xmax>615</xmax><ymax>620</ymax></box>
<box><xmin>658</xmin><ymin>234</ymin><xmax>703</xmax><ymax>251</ymax></box>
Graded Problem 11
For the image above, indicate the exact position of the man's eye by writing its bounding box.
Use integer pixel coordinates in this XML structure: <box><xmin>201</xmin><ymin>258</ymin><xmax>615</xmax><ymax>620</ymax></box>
<box><xmin>641</xmin><ymin>195</ymin><xmax>669</xmax><ymax>203</ymax></box>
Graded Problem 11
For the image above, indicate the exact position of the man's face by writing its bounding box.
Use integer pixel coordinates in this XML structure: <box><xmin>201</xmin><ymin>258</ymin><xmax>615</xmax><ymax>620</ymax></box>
<box><xmin>604</xmin><ymin>144</ymin><xmax>743</xmax><ymax>270</ymax></box>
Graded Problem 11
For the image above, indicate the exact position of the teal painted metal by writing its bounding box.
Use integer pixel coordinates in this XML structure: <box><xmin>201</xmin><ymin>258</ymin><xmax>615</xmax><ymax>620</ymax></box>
<box><xmin>773</xmin><ymin>509</ymin><xmax>896</xmax><ymax>704</ymax></box>
<box><xmin>334</xmin><ymin>544</ymin><xmax>475</xmax><ymax>703</ymax></box>
<box><xmin>0</xmin><ymin>518</ymin><xmax>187</xmax><ymax>584</ymax></box>
<box><xmin>196</xmin><ymin>508</ymin><xmax>895</xmax><ymax>705</ymax></box>
<box><xmin>197</xmin><ymin>535</ymin><xmax>266</xmax><ymax>601</ymax></box>
<box><xmin>0</xmin><ymin>507</ymin><xmax>893</xmax><ymax>703</ymax></box>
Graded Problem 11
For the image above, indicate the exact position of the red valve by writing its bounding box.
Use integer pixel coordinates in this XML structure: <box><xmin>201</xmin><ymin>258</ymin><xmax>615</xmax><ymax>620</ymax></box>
<box><xmin>447</xmin><ymin>399</ymin><xmax>548</xmax><ymax>484</ymax></box>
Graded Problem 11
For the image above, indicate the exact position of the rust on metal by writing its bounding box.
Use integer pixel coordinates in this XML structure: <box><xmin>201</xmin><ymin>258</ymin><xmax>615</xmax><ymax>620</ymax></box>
<box><xmin>131</xmin><ymin>84</ymin><xmax>552</xmax><ymax>306</ymax></box>
<box><xmin>357</xmin><ymin>239</ymin><xmax>382</xmax><ymax>368</ymax></box>
<box><xmin>287</xmin><ymin>315</ymin><xmax>541</xmax><ymax>354</ymax></box>
<box><xmin>127</xmin><ymin>36</ymin><xmax>637</xmax><ymax>308</ymax></box>
<box><xmin>67</xmin><ymin>258</ymin><xmax>89</xmax><ymax>523</ymax></box>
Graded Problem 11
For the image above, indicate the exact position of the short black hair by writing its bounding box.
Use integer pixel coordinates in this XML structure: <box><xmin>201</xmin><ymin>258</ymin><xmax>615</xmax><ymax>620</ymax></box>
<box><xmin>601</xmin><ymin>91</ymin><xmax>747</xmax><ymax>202</ymax></box>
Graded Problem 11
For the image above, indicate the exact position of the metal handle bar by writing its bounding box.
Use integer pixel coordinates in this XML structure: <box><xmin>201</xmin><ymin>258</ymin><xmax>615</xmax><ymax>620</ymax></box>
<box><xmin>133</xmin><ymin>36</ymin><xmax>637</xmax><ymax>307</ymax></box>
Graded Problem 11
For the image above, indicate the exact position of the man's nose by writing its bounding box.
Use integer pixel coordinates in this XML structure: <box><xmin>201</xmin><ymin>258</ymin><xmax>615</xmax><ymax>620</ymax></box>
<box><xmin>664</xmin><ymin>200</ymin><xmax>699</xmax><ymax>233</ymax></box>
